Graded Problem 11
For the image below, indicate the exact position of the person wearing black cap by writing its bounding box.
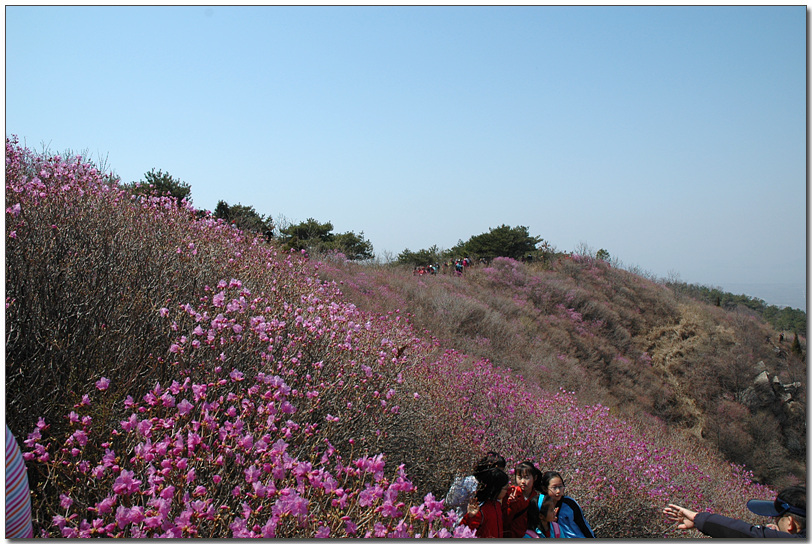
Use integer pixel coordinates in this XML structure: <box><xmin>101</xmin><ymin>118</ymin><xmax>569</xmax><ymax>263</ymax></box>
<box><xmin>663</xmin><ymin>486</ymin><xmax>806</xmax><ymax>538</ymax></box>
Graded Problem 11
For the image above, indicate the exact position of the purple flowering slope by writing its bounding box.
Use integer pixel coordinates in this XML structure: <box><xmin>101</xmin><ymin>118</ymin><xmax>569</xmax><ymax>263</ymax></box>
<box><xmin>6</xmin><ymin>137</ymin><xmax>777</xmax><ymax>538</ymax></box>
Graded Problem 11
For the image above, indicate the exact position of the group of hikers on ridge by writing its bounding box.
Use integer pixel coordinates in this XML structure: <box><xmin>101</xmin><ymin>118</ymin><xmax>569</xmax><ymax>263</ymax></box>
<box><xmin>444</xmin><ymin>452</ymin><xmax>807</xmax><ymax>539</ymax></box>
<box><xmin>412</xmin><ymin>254</ymin><xmax>542</xmax><ymax>277</ymax></box>
<box><xmin>413</xmin><ymin>257</ymin><xmax>475</xmax><ymax>277</ymax></box>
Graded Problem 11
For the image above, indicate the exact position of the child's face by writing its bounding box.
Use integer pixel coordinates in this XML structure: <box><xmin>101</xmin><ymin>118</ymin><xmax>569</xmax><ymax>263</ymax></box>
<box><xmin>516</xmin><ymin>472</ymin><xmax>535</xmax><ymax>495</ymax></box>
<box><xmin>546</xmin><ymin>476</ymin><xmax>565</xmax><ymax>502</ymax></box>
<box><xmin>543</xmin><ymin>505</ymin><xmax>558</xmax><ymax>523</ymax></box>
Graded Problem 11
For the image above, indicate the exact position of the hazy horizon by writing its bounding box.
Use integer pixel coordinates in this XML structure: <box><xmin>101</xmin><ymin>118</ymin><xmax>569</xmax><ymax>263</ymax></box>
<box><xmin>691</xmin><ymin>281</ymin><xmax>805</xmax><ymax>313</ymax></box>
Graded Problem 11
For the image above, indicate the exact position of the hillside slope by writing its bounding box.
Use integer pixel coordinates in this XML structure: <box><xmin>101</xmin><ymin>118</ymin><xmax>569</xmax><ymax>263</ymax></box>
<box><xmin>317</xmin><ymin>255</ymin><xmax>807</xmax><ymax>488</ymax></box>
<box><xmin>4</xmin><ymin>137</ymin><xmax>799</xmax><ymax>537</ymax></box>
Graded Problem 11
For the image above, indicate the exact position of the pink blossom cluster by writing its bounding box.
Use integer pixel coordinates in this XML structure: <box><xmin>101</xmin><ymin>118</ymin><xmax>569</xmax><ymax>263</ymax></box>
<box><xmin>24</xmin><ymin>371</ymin><xmax>473</xmax><ymax>538</ymax></box>
<box><xmin>404</xmin><ymin>350</ymin><xmax>775</xmax><ymax>537</ymax></box>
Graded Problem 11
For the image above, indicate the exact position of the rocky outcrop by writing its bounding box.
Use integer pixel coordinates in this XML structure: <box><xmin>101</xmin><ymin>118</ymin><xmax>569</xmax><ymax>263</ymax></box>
<box><xmin>740</xmin><ymin>364</ymin><xmax>805</xmax><ymax>421</ymax></box>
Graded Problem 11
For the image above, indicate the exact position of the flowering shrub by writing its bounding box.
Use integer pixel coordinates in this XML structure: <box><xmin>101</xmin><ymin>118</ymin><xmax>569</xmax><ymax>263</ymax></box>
<box><xmin>6</xmin><ymin>135</ymin><xmax>470</xmax><ymax>537</ymax></box>
<box><xmin>480</xmin><ymin>256</ymin><xmax>528</xmax><ymax>288</ymax></box>
<box><xmin>23</xmin><ymin>372</ymin><xmax>476</xmax><ymax>538</ymax></box>
<box><xmin>403</xmin><ymin>352</ymin><xmax>775</xmax><ymax>537</ymax></box>
<box><xmin>6</xmin><ymin>137</ymin><xmax>793</xmax><ymax>538</ymax></box>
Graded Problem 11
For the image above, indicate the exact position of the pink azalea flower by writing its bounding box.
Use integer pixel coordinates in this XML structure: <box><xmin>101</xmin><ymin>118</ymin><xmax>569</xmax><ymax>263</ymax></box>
<box><xmin>137</xmin><ymin>419</ymin><xmax>152</xmax><ymax>437</ymax></box>
<box><xmin>343</xmin><ymin>517</ymin><xmax>358</xmax><ymax>535</ymax></box>
<box><xmin>358</xmin><ymin>488</ymin><xmax>375</xmax><ymax>507</ymax></box>
<box><xmin>260</xmin><ymin>516</ymin><xmax>277</xmax><ymax>538</ymax></box>
<box><xmin>72</xmin><ymin>429</ymin><xmax>88</xmax><ymax>447</ymax></box>
<box><xmin>177</xmin><ymin>399</ymin><xmax>194</xmax><ymax>416</ymax></box>
<box><xmin>244</xmin><ymin>465</ymin><xmax>261</xmax><ymax>483</ymax></box>
<box><xmin>453</xmin><ymin>524</ymin><xmax>478</xmax><ymax>538</ymax></box>
<box><xmin>115</xmin><ymin>505</ymin><xmax>145</xmax><ymax>528</ymax></box>
<box><xmin>158</xmin><ymin>486</ymin><xmax>174</xmax><ymax>500</ymax></box>
<box><xmin>112</xmin><ymin>470</ymin><xmax>142</xmax><ymax>495</ymax></box>
<box><xmin>59</xmin><ymin>494</ymin><xmax>73</xmax><ymax>510</ymax></box>
<box><xmin>96</xmin><ymin>495</ymin><xmax>116</xmax><ymax>514</ymax></box>
<box><xmin>373</xmin><ymin>522</ymin><xmax>388</xmax><ymax>537</ymax></box>
<box><xmin>102</xmin><ymin>448</ymin><xmax>117</xmax><ymax>467</ymax></box>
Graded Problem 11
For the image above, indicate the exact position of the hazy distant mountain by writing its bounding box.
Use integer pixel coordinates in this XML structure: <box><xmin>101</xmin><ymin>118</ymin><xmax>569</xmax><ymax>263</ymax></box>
<box><xmin>721</xmin><ymin>283</ymin><xmax>806</xmax><ymax>311</ymax></box>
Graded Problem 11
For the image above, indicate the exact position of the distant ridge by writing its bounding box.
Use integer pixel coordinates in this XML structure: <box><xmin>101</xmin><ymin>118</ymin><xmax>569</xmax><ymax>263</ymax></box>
<box><xmin>719</xmin><ymin>282</ymin><xmax>806</xmax><ymax>312</ymax></box>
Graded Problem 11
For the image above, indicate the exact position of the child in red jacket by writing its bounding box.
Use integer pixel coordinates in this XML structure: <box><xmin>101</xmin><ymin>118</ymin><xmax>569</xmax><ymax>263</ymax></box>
<box><xmin>461</xmin><ymin>467</ymin><xmax>511</xmax><ymax>538</ymax></box>
<box><xmin>503</xmin><ymin>461</ymin><xmax>542</xmax><ymax>538</ymax></box>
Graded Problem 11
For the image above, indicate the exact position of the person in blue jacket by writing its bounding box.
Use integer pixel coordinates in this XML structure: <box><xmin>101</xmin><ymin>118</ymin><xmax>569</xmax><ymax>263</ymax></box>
<box><xmin>540</xmin><ymin>470</ymin><xmax>595</xmax><ymax>538</ymax></box>
<box><xmin>664</xmin><ymin>485</ymin><xmax>806</xmax><ymax>538</ymax></box>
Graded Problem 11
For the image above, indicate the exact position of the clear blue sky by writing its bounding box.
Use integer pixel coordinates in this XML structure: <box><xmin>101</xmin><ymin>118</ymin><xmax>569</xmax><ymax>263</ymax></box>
<box><xmin>6</xmin><ymin>6</ymin><xmax>807</xmax><ymax>309</ymax></box>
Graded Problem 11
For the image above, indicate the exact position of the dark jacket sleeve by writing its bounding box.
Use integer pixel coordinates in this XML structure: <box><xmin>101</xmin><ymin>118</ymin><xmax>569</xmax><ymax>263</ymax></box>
<box><xmin>694</xmin><ymin>512</ymin><xmax>804</xmax><ymax>538</ymax></box>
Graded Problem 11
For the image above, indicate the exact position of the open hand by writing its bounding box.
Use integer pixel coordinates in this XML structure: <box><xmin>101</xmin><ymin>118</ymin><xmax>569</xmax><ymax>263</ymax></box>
<box><xmin>663</xmin><ymin>504</ymin><xmax>697</xmax><ymax>530</ymax></box>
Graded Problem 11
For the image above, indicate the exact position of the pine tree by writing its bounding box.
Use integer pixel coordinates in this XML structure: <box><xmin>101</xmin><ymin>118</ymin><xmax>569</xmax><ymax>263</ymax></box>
<box><xmin>791</xmin><ymin>333</ymin><xmax>802</xmax><ymax>356</ymax></box>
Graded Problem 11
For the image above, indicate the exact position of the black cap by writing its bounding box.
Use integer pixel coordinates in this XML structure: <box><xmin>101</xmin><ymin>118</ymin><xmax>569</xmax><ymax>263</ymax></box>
<box><xmin>747</xmin><ymin>498</ymin><xmax>806</xmax><ymax>518</ymax></box>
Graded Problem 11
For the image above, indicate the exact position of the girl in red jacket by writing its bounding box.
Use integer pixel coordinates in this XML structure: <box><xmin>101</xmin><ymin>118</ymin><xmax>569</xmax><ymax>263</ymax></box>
<box><xmin>461</xmin><ymin>467</ymin><xmax>511</xmax><ymax>538</ymax></box>
<box><xmin>503</xmin><ymin>461</ymin><xmax>542</xmax><ymax>537</ymax></box>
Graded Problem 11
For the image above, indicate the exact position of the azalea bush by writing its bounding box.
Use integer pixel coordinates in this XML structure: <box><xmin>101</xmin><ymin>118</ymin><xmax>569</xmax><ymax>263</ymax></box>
<box><xmin>23</xmin><ymin>372</ymin><xmax>473</xmax><ymax>538</ymax></box>
<box><xmin>6</xmin><ymin>135</ymin><xmax>225</xmax><ymax>438</ymax></box>
<box><xmin>403</xmin><ymin>351</ymin><xmax>775</xmax><ymax>537</ymax></box>
<box><xmin>6</xmin><ymin>136</ymin><xmax>467</xmax><ymax>537</ymax></box>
